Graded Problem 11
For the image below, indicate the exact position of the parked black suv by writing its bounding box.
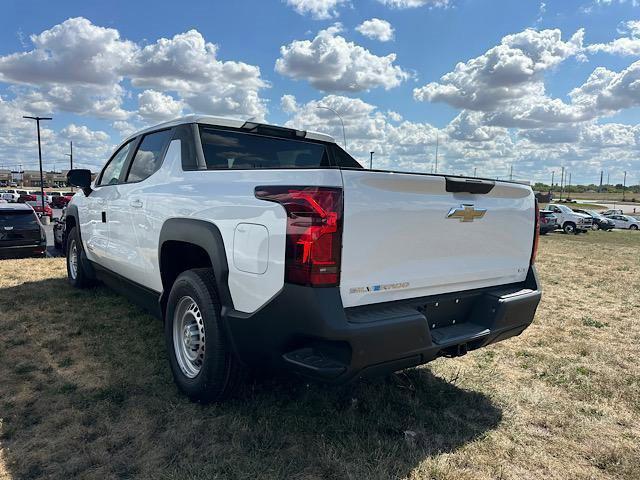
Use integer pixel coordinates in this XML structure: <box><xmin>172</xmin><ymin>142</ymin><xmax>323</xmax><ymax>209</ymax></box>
<box><xmin>0</xmin><ymin>204</ymin><xmax>47</xmax><ymax>258</ymax></box>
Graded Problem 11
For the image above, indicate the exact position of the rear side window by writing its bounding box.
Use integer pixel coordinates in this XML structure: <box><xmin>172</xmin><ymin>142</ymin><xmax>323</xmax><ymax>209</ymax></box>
<box><xmin>0</xmin><ymin>211</ymin><xmax>38</xmax><ymax>227</ymax></box>
<box><xmin>332</xmin><ymin>144</ymin><xmax>363</xmax><ymax>168</ymax></box>
<box><xmin>126</xmin><ymin>129</ymin><xmax>173</xmax><ymax>182</ymax></box>
<box><xmin>199</xmin><ymin>127</ymin><xmax>330</xmax><ymax>170</ymax></box>
<box><xmin>98</xmin><ymin>140</ymin><xmax>134</xmax><ymax>186</ymax></box>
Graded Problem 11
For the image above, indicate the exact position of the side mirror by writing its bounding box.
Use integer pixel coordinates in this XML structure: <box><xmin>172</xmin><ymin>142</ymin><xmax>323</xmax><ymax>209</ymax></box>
<box><xmin>67</xmin><ymin>169</ymin><xmax>92</xmax><ymax>196</ymax></box>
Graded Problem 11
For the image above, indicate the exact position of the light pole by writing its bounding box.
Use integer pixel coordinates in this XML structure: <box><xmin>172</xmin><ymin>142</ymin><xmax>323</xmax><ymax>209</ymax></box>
<box><xmin>23</xmin><ymin>115</ymin><xmax>52</xmax><ymax>215</ymax></box>
<box><xmin>434</xmin><ymin>134</ymin><xmax>439</xmax><ymax>173</ymax></box>
<box><xmin>65</xmin><ymin>141</ymin><xmax>73</xmax><ymax>191</ymax></box>
<box><xmin>369</xmin><ymin>151</ymin><xmax>374</xmax><ymax>170</ymax></box>
<box><xmin>623</xmin><ymin>171</ymin><xmax>627</xmax><ymax>201</ymax></box>
<box><xmin>316</xmin><ymin>105</ymin><xmax>347</xmax><ymax>151</ymax></box>
<box><xmin>64</xmin><ymin>141</ymin><xmax>73</xmax><ymax>170</ymax></box>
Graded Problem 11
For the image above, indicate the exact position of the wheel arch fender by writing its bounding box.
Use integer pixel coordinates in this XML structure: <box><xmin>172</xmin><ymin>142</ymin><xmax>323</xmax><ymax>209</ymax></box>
<box><xmin>158</xmin><ymin>218</ymin><xmax>234</xmax><ymax>314</ymax></box>
<box><xmin>65</xmin><ymin>204</ymin><xmax>80</xmax><ymax>242</ymax></box>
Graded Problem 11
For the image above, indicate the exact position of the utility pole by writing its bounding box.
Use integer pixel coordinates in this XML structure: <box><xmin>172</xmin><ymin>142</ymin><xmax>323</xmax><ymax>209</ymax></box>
<box><xmin>509</xmin><ymin>164</ymin><xmax>513</xmax><ymax>181</ymax></box>
<box><xmin>607</xmin><ymin>172</ymin><xmax>610</xmax><ymax>185</ymax></box>
<box><xmin>23</xmin><ymin>115</ymin><xmax>52</xmax><ymax>216</ymax></box>
<box><xmin>560</xmin><ymin>166</ymin><xmax>565</xmax><ymax>201</ymax></box>
<box><xmin>599</xmin><ymin>170</ymin><xmax>603</xmax><ymax>193</ymax></box>
<box><xmin>623</xmin><ymin>171</ymin><xmax>627</xmax><ymax>201</ymax></box>
<box><xmin>551</xmin><ymin>171</ymin><xmax>555</xmax><ymax>191</ymax></box>
<box><xmin>65</xmin><ymin>141</ymin><xmax>74</xmax><ymax>191</ymax></box>
<box><xmin>434</xmin><ymin>134</ymin><xmax>439</xmax><ymax>174</ymax></box>
<box><xmin>568</xmin><ymin>172</ymin><xmax>571</xmax><ymax>197</ymax></box>
<box><xmin>369</xmin><ymin>151</ymin><xmax>374</xmax><ymax>170</ymax></box>
<box><xmin>473</xmin><ymin>167</ymin><xmax>477</xmax><ymax>177</ymax></box>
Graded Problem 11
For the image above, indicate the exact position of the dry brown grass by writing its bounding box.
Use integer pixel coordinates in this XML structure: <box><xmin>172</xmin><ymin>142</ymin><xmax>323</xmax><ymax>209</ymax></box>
<box><xmin>0</xmin><ymin>231</ymin><xmax>639</xmax><ymax>479</ymax></box>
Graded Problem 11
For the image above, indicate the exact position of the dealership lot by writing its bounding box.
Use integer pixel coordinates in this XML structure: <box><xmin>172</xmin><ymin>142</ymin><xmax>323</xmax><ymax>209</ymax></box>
<box><xmin>0</xmin><ymin>231</ymin><xmax>638</xmax><ymax>479</ymax></box>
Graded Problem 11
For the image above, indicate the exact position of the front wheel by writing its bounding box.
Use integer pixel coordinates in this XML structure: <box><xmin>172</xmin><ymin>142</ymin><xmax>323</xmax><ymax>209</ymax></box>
<box><xmin>631</xmin><ymin>224</ymin><xmax>638</xmax><ymax>231</ymax></box>
<box><xmin>592</xmin><ymin>223</ymin><xmax>599</xmax><ymax>231</ymax></box>
<box><xmin>165</xmin><ymin>268</ymin><xmax>243</xmax><ymax>403</ymax></box>
<box><xmin>563</xmin><ymin>222</ymin><xmax>576</xmax><ymax>234</ymax></box>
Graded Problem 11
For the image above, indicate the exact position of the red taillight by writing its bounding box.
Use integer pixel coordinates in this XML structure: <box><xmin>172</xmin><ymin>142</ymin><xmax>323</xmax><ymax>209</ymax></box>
<box><xmin>530</xmin><ymin>199</ymin><xmax>540</xmax><ymax>265</ymax></box>
<box><xmin>255</xmin><ymin>186</ymin><xmax>343</xmax><ymax>287</ymax></box>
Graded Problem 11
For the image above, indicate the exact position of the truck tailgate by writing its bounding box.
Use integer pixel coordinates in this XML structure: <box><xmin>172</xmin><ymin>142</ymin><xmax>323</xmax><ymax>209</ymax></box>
<box><xmin>340</xmin><ymin>170</ymin><xmax>535</xmax><ymax>308</ymax></box>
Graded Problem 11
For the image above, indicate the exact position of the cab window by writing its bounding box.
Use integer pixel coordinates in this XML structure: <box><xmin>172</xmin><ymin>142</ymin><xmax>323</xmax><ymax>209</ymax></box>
<box><xmin>97</xmin><ymin>140</ymin><xmax>134</xmax><ymax>186</ymax></box>
<box><xmin>126</xmin><ymin>129</ymin><xmax>173</xmax><ymax>182</ymax></box>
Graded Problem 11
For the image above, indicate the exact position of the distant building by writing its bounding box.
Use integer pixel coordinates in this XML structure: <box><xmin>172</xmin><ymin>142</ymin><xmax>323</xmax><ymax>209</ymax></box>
<box><xmin>0</xmin><ymin>169</ymin><xmax>10</xmax><ymax>185</ymax></box>
<box><xmin>1</xmin><ymin>169</ymin><xmax>97</xmax><ymax>188</ymax></box>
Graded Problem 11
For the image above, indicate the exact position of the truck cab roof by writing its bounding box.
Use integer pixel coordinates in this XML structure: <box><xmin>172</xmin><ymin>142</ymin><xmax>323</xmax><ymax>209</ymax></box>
<box><xmin>123</xmin><ymin>115</ymin><xmax>336</xmax><ymax>145</ymax></box>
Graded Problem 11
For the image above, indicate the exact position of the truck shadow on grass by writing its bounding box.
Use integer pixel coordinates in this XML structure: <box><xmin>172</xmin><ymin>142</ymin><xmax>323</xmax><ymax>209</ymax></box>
<box><xmin>0</xmin><ymin>277</ymin><xmax>502</xmax><ymax>480</ymax></box>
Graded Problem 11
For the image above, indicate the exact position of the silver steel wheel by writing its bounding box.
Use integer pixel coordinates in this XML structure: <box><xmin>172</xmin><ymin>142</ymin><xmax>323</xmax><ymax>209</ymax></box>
<box><xmin>68</xmin><ymin>239</ymin><xmax>78</xmax><ymax>280</ymax></box>
<box><xmin>592</xmin><ymin>223</ymin><xmax>599</xmax><ymax>231</ymax></box>
<box><xmin>173</xmin><ymin>296</ymin><xmax>206</xmax><ymax>379</ymax></box>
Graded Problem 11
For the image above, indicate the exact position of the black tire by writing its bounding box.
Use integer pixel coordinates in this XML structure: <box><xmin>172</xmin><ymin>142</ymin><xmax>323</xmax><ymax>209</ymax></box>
<box><xmin>631</xmin><ymin>224</ymin><xmax>638</xmax><ymax>231</ymax></box>
<box><xmin>165</xmin><ymin>268</ymin><xmax>243</xmax><ymax>403</ymax></box>
<box><xmin>563</xmin><ymin>222</ymin><xmax>576</xmax><ymax>234</ymax></box>
<box><xmin>66</xmin><ymin>227</ymin><xmax>94</xmax><ymax>288</ymax></box>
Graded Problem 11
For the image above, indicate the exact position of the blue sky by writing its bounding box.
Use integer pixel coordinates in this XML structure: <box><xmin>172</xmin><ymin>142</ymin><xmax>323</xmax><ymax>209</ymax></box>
<box><xmin>0</xmin><ymin>0</ymin><xmax>638</xmax><ymax>184</ymax></box>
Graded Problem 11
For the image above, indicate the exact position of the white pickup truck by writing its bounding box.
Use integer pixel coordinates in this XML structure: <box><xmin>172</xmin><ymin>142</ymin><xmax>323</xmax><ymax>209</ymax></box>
<box><xmin>65</xmin><ymin>115</ymin><xmax>542</xmax><ymax>402</ymax></box>
<box><xmin>547</xmin><ymin>204</ymin><xmax>593</xmax><ymax>234</ymax></box>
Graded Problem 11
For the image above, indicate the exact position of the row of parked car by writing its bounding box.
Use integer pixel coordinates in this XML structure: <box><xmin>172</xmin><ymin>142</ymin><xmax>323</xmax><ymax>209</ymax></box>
<box><xmin>540</xmin><ymin>203</ymin><xmax>639</xmax><ymax>235</ymax></box>
<box><xmin>0</xmin><ymin>188</ymin><xmax>75</xmax><ymax>219</ymax></box>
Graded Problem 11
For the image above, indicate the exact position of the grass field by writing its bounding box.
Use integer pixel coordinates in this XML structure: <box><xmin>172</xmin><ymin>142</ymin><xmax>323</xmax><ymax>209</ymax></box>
<box><xmin>553</xmin><ymin>192</ymin><xmax>639</xmax><ymax>202</ymax></box>
<box><xmin>540</xmin><ymin>202</ymin><xmax>608</xmax><ymax>211</ymax></box>
<box><xmin>1</xmin><ymin>231</ymin><xmax>639</xmax><ymax>479</ymax></box>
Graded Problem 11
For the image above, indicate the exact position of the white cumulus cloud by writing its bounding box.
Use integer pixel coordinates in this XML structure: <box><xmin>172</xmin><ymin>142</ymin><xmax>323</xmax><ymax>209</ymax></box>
<box><xmin>356</xmin><ymin>18</ymin><xmax>395</xmax><ymax>42</ymax></box>
<box><xmin>285</xmin><ymin>0</ymin><xmax>349</xmax><ymax>19</ymax></box>
<box><xmin>137</xmin><ymin>90</ymin><xmax>184</xmax><ymax>122</ymax></box>
<box><xmin>586</xmin><ymin>20</ymin><xmax>640</xmax><ymax>56</ymax></box>
<box><xmin>377</xmin><ymin>0</ymin><xmax>450</xmax><ymax>9</ymax></box>
<box><xmin>275</xmin><ymin>24</ymin><xmax>410</xmax><ymax>92</ymax></box>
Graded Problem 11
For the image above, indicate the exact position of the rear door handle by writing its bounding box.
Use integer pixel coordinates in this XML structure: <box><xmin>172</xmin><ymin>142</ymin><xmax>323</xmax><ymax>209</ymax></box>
<box><xmin>130</xmin><ymin>199</ymin><xmax>143</xmax><ymax>208</ymax></box>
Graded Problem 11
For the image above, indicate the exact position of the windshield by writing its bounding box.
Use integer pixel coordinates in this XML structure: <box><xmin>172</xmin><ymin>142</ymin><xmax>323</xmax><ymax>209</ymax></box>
<box><xmin>587</xmin><ymin>210</ymin><xmax>604</xmax><ymax>219</ymax></box>
<box><xmin>0</xmin><ymin>211</ymin><xmax>38</xmax><ymax>227</ymax></box>
<box><xmin>554</xmin><ymin>205</ymin><xmax>572</xmax><ymax>213</ymax></box>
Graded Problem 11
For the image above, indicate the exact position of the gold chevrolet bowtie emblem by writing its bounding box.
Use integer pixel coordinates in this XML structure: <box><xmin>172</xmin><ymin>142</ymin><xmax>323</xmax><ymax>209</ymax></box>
<box><xmin>447</xmin><ymin>204</ymin><xmax>487</xmax><ymax>222</ymax></box>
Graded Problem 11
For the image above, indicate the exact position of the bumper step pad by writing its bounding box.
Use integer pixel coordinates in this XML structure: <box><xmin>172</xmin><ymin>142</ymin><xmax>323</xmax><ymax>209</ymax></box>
<box><xmin>282</xmin><ymin>348</ymin><xmax>347</xmax><ymax>378</ymax></box>
<box><xmin>430</xmin><ymin>322</ymin><xmax>490</xmax><ymax>346</ymax></box>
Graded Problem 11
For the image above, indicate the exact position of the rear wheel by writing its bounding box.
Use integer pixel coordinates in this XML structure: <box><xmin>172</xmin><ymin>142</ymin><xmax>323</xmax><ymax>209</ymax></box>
<box><xmin>563</xmin><ymin>222</ymin><xmax>576</xmax><ymax>234</ymax></box>
<box><xmin>631</xmin><ymin>224</ymin><xmax>638</xmax><ymax>231</ymax></box>
<box><xmin>592</xmin><ymin>223</ymin><xmax>599</xmax><ymax>231</ymax></box>
<box><xmin>165</xmin><ymin>268</ymin><xmax>243</xmax><ymax>403</ymax></box>
<box><xmin>66</xmin><ymin>227</ymin><xmax>94</xmax><ymax>288</ymax></box>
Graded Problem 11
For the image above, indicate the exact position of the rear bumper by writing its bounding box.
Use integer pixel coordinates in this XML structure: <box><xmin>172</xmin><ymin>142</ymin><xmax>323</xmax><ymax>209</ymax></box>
<box><xmin>225</xmin><ymin>267</ymin><xmax>542</xmax><ymax>382</ymax></box>
<box><xmin>0</xmin><ymin>243</ymin><xmax>47</xmax><ymax>258</ymax></box>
